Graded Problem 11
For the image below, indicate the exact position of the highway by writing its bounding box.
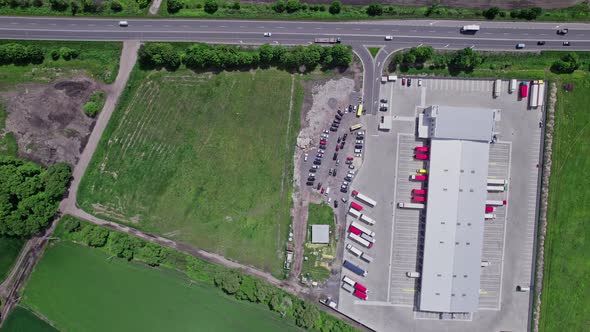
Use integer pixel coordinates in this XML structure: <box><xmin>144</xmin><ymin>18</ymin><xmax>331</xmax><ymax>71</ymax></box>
<box><xmin>2</xmin><ymin>16</ymin><xmax>589</xmax><ymax>114</ymax></box>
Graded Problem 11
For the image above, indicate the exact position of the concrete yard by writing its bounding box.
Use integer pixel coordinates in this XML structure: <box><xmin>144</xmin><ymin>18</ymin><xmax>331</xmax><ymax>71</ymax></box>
<box><xmin>334</xmin><ymin>78</ymin><xmax>543</xmax><ymax>332</ymax></box>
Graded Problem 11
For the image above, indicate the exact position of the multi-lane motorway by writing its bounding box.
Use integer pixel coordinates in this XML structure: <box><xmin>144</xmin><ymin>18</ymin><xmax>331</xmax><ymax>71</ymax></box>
<box><xmin>1</xmin><ymin>16</ymin><xmax>589</xmax><ymax>113</ymax></box>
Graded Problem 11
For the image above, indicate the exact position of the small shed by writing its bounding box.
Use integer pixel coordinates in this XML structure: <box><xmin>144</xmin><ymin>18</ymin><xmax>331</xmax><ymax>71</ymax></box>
<box><xmin>311</xmin><ymin>225</ymin><xmax>330</xmax><ymax>244</ymax></box>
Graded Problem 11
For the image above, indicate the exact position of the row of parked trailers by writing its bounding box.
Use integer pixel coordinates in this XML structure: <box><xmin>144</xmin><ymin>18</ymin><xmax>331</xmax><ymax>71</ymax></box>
<box><xmin>495</xmin><ymin>79</ymin><xmax>545</xmax><ymax>109</ymax></box>
<box><xmin>528</xmin><ymin>80</ymin><xmax>545</xmax><ymax>108</ymax></box>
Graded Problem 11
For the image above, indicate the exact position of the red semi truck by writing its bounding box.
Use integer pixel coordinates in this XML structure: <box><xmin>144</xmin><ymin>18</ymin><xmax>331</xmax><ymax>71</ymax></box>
<box><xmin>350</xmin><ymin>202</ymin><xmax>364</xmax><ymax>211</ymax></box>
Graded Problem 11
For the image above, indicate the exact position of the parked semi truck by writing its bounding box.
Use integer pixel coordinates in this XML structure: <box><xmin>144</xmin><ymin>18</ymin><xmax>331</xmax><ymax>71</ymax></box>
<box><xmin>486</xmin><ymin>200</ymin><xmax>506</xmax><ymax>206</ymax></box>
<box><xmin>343</xmin><ymin>260</ymin><xmax>367</xmax><ymax>277</ymax></box>
<box><xmin>494</xmin><ymin>79</ymin><xmax>502</xmax><ymax>98</ymax></box>
<box><xmin>537</xmin><ymin>80</ymin><xmax>545</xmax><ymax>107</ymax></box>
<box><xmin>530</xmin><ymin>81</ymin><xmax>539</xmax><ymax>108</ymax></box>
<box><xmin>350</xmin><ymin>202</ymin><xmax>364</xmax><ymax>211</ymax></box>
<box><xmin>349</xmin><ymin>232</ymin><xmax>373</xmax><ymax>248</ymax></box>
<box><xmin>398</xmin><ymin>202</ymin><xmax>425</xmax><ymax>209</ymax></box>
<box><xmin>346</xmin><ymin>243</ymin><xmax>363</xmax><ymax>257</ymax></box>
<box><xmin>410</xmin><ymin>174</ymin><xmax>428</xmax><ymax>181</ymax></box>
<box><xmin>360</xmin><ymin>252</ymin><xmax>373</xmax><ymax>263</ymax></box>
<box><xmin>487</xmin><ymin>179</ymin><xmax>507</xmax><ymax>186</ymax></box>
<box><xmin>348</xmin><ymin>208</ymin><xmax>361</xmax><ymax>218</ymax></box>
<box><xmin>352</xmin><ymin>190</ymin><xmax>377</xmax><ymax>207</ymax></box>
<box><xmin>359</xmin><ymin>214</ymin><xmax>376</xmax><ymax>225</ymax></box>
<box><xmin>351</xmin><ymin>221</ymin><xmax>375</xmax><ymax>237</ymax></box>
<box><xmin>509</xmin><ymin>79</ymin><xmax>517</xmax><ymax>93</ymax></box>
<box><xmin>487</xmin><ymin>185</ymin><xmax>505</xmax><ymax>192</ymax></box>
<box><xmin>315</xmin><ymin>37</ymin><xmax>341</xmax><ymax>44</ymax></box>
<box><xmin>485</xmin><ymin>213</ymin><xmax>497</xmax><ymax>220</ymax></box>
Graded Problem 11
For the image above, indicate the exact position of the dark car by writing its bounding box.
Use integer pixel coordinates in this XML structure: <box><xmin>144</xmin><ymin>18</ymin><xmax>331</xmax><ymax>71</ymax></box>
<box><xmin>334</xmin><ymin>200</ymin><xmax>339</xmax><ymax>208</ymax></box>
<box><xmin>309</xmin><ymin>168</ymin><xmax>316</xmax><ymax>173</ymax></box>
<box><xmin>306</xmin><ymin>181</ymin><xmax>314</xmax><ymax>186</ymax></box>
<box><xmin>557</xmin><ymin>28</ymin><xmax>569</xmax><ymax>35</ymax></box>
<box><xmin>537</xmin><ymin>41</ymin><xmax>546</xmax><ymax>45</ymax></box>
<box><xmin>333</xmin><ymin>169</ymin><xmax>337</xmax><ymax>176</ymax></box>
<box><xmin>340</xmin><ymin>188</ymin><xmax>348</xmax><ymax>193</ymax></box>
<box><xmin>356</xmin><ymin>135</ymin><xmax>364</xmax><ymax>140</ymax></box>
<box><xmin>313</xmin><ymin>160</ymin><xmax>321</xmax><ymax>165</ymax></box>
<box><xmin>333</xmin><ymin>119</ymin><xmax>341</xmax><ymax>124</ymax></box>
<box><xmin>337</xmin><ymin>136</ymin><xmax>342</xmax><ymax>143</ymax></box>
<box><xmin>355</xmin><ymin>144</ymin><xmax>363</xmax><ymax>149</ymax></box>
<box><xmin>380</xmin><ymin>98</ymin><xmax>388</xmax><ymax>103</ymax></box>
<box><xmin>407</xmin><ymin>78</ymin><xmax>412</xmax><ymax>86</ymax></box>
<box><xmin>307</xmin><ymin>176</ymin><xmax>315</xmax><ymax>181</ymax></box>
<box><xmin>319</xmin><ymin>145</ymin><xmax>326</xmax><ymax>150</ymax></box>
<box><xmin>343</xmin><ymin>133</ymin><xmax>348</xmax><ymax>140</ymax></box>
<box><xmin>335</xmin><ymin>114</ymin><xmax>342</xmax><ymax>121</ymax></box>
<box><xmin>340</xmin><ymin>142</ymin><xmax>345</xmax><ymax>149</ymax></box>
<box><xmin>330</xmin><ymin>126</ymin><xmax>337</xmax><ymax>132</ymax></box>
<box><xmin>333</xmin><ymin>121</ymin><xmax>340</xmax><ymax>127</ymax></box>
<box><xmin>337</xmin><ymin>110</ymin><xmax>343</xmax><ymax>116</ymax></box>
<box><xmin>333</xmin><ymin>152</ymin><xmax>338</xmax><ymax>160</ymax></box>
<box><xmin>563</xmin><ymin>41</ymin><xmax>571</xmax><ymax>46</ymax></box>
<box><xmin>317</xmin><ymin>182</ymin><xmax>322</xmax><ymax>190</ymax></box>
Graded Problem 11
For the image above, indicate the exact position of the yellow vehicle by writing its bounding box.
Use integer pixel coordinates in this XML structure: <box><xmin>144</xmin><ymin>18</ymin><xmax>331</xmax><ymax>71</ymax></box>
<box><xmin>356</xmin><ymin>104</ymin><xmax>363</xmax><ymax>117</ymax></box>
<box><xmin>350</xmin><ymin>124</ymin><xmax>363</xmax><ymax>132</ymax></box>
<box><xmin>416</xmin><ymin>169</ymin><xmax>428</xmax><ymax>174</ymax></box>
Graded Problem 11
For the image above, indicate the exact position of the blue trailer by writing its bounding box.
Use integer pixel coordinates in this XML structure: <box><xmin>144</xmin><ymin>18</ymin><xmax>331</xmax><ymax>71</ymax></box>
<box><xmin>343</xmin><ymin>260</ymin><xmax>367</xmax><ymax>277</ymax></box>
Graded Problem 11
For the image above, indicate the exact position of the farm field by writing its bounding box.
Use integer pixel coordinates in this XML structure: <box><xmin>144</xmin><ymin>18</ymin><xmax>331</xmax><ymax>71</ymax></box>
<box><xmin>78</xmin><ymin>69</ymin><xmax>302</xmax><ymax>275</ymax></box>
<box><xmin>22</xmin><ymin>241</ymin><xmax>301</xmax><ymax>332</ymax></box>
<box><xmin>540</xmin><ymin>78</ymin><xmax>590</xmax><ymax>332</ymax></box>
<box><xmin>0</xmin><ymin>306</ymin><xmax>58</xmax><ymax>332</ymax></box>
<box><xmin>0</xmin><ymin>237</ymin><xmax>25</xmax><ymax>282</ymax></box>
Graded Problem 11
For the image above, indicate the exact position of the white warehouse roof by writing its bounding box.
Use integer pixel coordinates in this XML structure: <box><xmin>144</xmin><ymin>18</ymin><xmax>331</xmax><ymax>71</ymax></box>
<box><xmin>423</xmin><ymin>105</ymin><xmax>496</xmax><ymax>142</ymax></box>
<box><xmin>419</xmin><ymin>139</ymin><xmax>490</xmax><ymax>313</ymax></box>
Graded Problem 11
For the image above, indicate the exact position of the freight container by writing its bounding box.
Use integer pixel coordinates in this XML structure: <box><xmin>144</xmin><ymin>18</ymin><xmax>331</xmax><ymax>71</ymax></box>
<box><xmin>360</xmin><ymin>252</ymin><xmax>374</xmax><ymax>263</ymax></box>
<box><xmin>343</xmin><ymin>260</ymin><xmax>367</xmax><ymax>277</ymax></box>
<box><xmin>346</xmin><ymin>243</ymin><xmax>363</xmax><ymax>257</ymax></box>
<box><xmin>353</xmin><ymin>289</ymin><xmax>368</xmax><ymax>300</ymax></box>
<box><xmin>351</xmin><ymin>221</ymin><xmax>375</xmax><ymax>237</ymax></box>
<box><xmin>359</xmin><ymin>214</ymin><xmax>376</xmax><ymax>226</ymax></box>
<box><xmin>348</xmin><ymin>232</ymin><xmax>373</xmax><ymax>248</ymax></box>
<box><xmin>350</xmin><ymin>202</ymin><xmax>364</xmax><ymax>211</ymax></box>
<box><xmin>348</xmin><ymin>208</ymin><xmax>361</xmax><ymax>218</ymax></box>
<box><xmin>351</xmin><ymin>190</ymin><xmax>377</xmax><ymax>207</ymax></box>
<box><xmin>342</xmin><ymin>275</ymin><xmax>356</xmax><ymax>286</ymax></box>
<box><xmin>341</xmin><ymin>282</ymin><xmax>354</xmax><ymax>292</ymax></box>
<box><xmin>398</xmin><ymin>202</ymin><xmax>425</xmax><ymax>209</ymax></box>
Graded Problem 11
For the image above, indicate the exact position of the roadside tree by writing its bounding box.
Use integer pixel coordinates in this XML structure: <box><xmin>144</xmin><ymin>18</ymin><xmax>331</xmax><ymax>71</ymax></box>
<box><xmin>329</xmin><ymin>0</ymin><xmax>341</xmax><ymax>15</ymax></box>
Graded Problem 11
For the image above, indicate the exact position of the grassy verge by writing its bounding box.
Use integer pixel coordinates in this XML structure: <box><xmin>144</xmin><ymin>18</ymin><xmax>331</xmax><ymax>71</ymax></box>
<box><xmin>368</xmin><ymin>47</ymin><xmax>380</xmax><ymax>58</ymax></box>
<box><xmin>0</xmin><ymin>103</ymin><xmax>18</xmax><ymax>156</ymax></box>
<box><xmin>0</xmin><ymin>0</ymin><xmax>150</xmax><ymax>17</ymax></box>
<box><xmin>159</xmin><ymin>1</ymin><xmax>590</xmax><ymax>22</ymax></box>
<box><xmin>0</xmin><ymin>306</ymin><xmax>58</xmax><ymax>332</ymax></box>
<box><xmin>77</xmin><ymin>66</ymin><xmax>301</xmax><ymax>276</ymax></box>
<box><xmin>0</xmin><ymin>40</ymin><xmax>122</xmax><ymax>87</ymax></box>
<box><xmin>388</xmin><ymin>50</ymin><xmax>590</xmax><ymax>80</ymax></box>
<box><xmin>539</xmin><ymin>77</ymin><xmax>590</xmax><ymax>332</ymax></box>
<box><xmin>0</xmin><ymin>236</ymin><xmax>26</xmax><ymax>282</ymax></box>
<box><xmin>301</xmin><ymin>203</ymin><xmax>335</xmax><ymax>284</ymax></box>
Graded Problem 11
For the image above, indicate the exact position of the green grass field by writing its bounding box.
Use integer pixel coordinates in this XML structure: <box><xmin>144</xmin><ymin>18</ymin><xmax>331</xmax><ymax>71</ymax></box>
<box><xmin>539</xmin><ymin>78</ymin><xmax>590</xmax><ymax>332</ymax></box>
<box><xmin>0</xmin><ymin>306</ymin><xmax>58</xmax><ymax>332</ymax></box>
<box><xmin>301</xmin><ymin>203</ymin><xmax>335</xmax><ymax>283</ymax></box>
<box><xmin>78</xmin><ymin>68</ymin><xmax>302</xmax><ymax>275</ymax></box>
<box><xmin>0</xmin><ymin>40</ymin><xmax>122</xmax><ymax>87</ymax></box>
<box><xmin>0</xmin><ymin>236</ymin><xmax>25</xmax><ymax>282</ymax></box>
<box><xmin>22</xmin><ymin>241</ymin><xmax>300</xmax><ymax>332</ymax></box>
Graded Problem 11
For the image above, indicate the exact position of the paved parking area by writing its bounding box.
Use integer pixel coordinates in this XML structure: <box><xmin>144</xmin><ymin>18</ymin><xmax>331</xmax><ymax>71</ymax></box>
<box><xmin>334</xmin><ymin>77</ymin><xmax>544</xmax><ymax>332</ymax></box>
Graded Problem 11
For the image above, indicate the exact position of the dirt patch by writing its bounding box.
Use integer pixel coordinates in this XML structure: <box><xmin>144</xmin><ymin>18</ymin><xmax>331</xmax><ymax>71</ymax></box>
<box><xmin>245</xmin><ymin>0</ymin><xmax>578</xmax><ymax>10</ymax></box>
<box><xmin>91</xmin><ymin>203</ymin><xmax>141</xmax><ymax>224</ymax></box>
<box><xmin>1</xmin><ymin>77</ymin><xmax>102</xmax><ymax>167</ymax></box>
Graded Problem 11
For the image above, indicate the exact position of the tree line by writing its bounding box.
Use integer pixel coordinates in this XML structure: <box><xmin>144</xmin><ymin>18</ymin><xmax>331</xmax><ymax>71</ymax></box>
<box><xmin>0</xmin><ymin>0</ymin><xmax>150</xmax><ymax>14</ymax></box>
<box><xmin>0</xmin><ymin>42</ymin><xmax>86</xmax><ymax>66</ymax></box>
<box><xmin>390</xmin><ymin>46</ymin><xmax>483</xmax><ymax>73</ymax></box>
<box><xmin>138</xmin><ymin>42</ymin><xmax>353</xmax><ymax>72</ymax></box>
<box><xmin>0</xmin><ymin>156</ymin><xmax>71</xmax><ymax>237</ymax></box>
<box><xmin>60</xmin><ymin>217</ymin><xmax>356</xmax><ymax>331</ymax></box>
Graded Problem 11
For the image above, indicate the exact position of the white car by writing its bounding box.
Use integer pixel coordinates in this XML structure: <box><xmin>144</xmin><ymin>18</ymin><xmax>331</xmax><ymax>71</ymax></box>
<box><xmin>355</xmin><ymin>153</ymin><xmax>362</xmax><ymax>157</ymax></box>
<box><xmin>312</xmin><ymin>165</ymin><xmax>319</xmax><ymax>169</ymax></box>
<box><xmin>418</xmin><ymin>79</ymin><xmax>423</xmax><ymax>86</ymax></box>
<box><xmin>354</xmin><ymin>149</ymin><xmax>362</xmax><ymax>153</ymax></box>
<box><xmin>356</xmin><ymin>140</ymin><xmax>363</xmax><ymax>144</ymax></box>
<box><xmin>323</xmin><ymin>129</ymin><xmax>329</xmax><ymax>134</ymax></box>
<box><xmin>264</xmin><ymin>32</ymin><xmax>272</xmax><ymax>37</ymax></box>
<box><xmin>304</xmin><ymin>153</ymin><xmax>308</xmax><ymax>162</ymax></box>
<box><xmin>385</xmin><ymin>35</ymin><xmax>392</xmax><ymax>41</ymax></box>
<box><xmin>119</xmin><ymin>21</ymin><xmax>129</xmax><ymax>27</ymax></box>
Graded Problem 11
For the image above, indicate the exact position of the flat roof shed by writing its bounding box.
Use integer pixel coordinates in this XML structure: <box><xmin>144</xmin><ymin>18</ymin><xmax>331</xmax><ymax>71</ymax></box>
<box><xmin>311</xmin><ymin>225</ymin><xmax>330</xmax><ymax>244</ymax></box>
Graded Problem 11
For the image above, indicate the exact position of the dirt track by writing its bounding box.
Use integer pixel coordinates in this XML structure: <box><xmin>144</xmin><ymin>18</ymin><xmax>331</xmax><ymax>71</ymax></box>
<box><xmin>245</xmin><ymin>0</ymin><xmax>578</xmax><ymax>10</ymax></box>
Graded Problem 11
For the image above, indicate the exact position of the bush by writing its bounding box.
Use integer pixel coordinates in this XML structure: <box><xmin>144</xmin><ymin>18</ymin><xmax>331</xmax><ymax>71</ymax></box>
<box><xmin>32</xmin><ymin>0</ymin><xmax>43</xmax><ymax>7</ymax></box>
<box><xmin>166</xmin><ymin>0</ymin><xmax>183</xmax><ymax>13</ymax></box>
<box><xmin>50</xmin><ymin>49</ymin><xmax>60</xmax><ymax>60</ymax></box>
<box><xmin>328</xmin><ymin>0</ymin><xmax>340</xmax><ymax>15</ymax></box>
<box><xmin>136</xmin><ymin>0</ymin><xmax>149</xmax><ymax>8</ymax></box>
<box><xmin>449</xmin><ymin>47</ymin><xmax>482</xmax><ymax>72</ymax></box>
<box><xmin>203</xmin><ymin>0</ymin><xmax>218</xmax><ymax>14</ymax></box>
<box><xmin>138</xmin><ymin>43</ymin><xmax>181</xmax><ymax>69</ymax></box>
<box><xmin>285</xmin><ymin>0</ymin><xmax>300</xmax><ymax>13</ymax></box>
<box><xmin>63</xmin><ymin>218</ymin><xmax>81</xmax><ymax>233</ymax></box>
<box><xmin>110</xmin><ymin>0</ymin><xmax>122</xmax><ymax>11</ymax></box>
<box><xmin>214</xmin><ymin>270</ymin><xmax>242</xmax><ymax>294</ymax></box>
<box><xmin>230</xmin><ymin>1</ymin><xmax>239</xmax><ymax>10</ymax></box>
<box><xmin>482</xmin><ymin>6</ymin><xmax>500</xmax><ymax>19</ymax></box>
<box><xmin>551</xmin><ymin>52</ymin><xmax>580</xmax><ymax>74</ymax></box>
<box><xmin>49</xmin><ymin>0</ymin><xmax>69</xmax><ymax>11</ymax></box>
<box><xmin>83</xmin><ymin>101</ymin><xmax>100</xmax><ymax>117</ymax></box>
<box><xmin>59</xmin><ymin>47</ymin><xmax>80</xmax><ymax>60</ymax></box>
<box><xmin>272</xmin><ymin>0</ymin><xmax>285</xmax><ymax>13</ymax></box>
<box><xmin>366</xmin><ymin>3</ymin><xmax>382</xmax><ymax>16</ymax></box>
<box><xmin>0</xmin><ymin>43</ymin><xmax>45</xmax><ymax>66</ymax></box>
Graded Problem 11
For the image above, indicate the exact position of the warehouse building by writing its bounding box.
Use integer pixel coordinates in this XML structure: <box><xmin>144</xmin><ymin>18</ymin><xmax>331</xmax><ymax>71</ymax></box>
<box><xmin>417</xmin><ymin>105</ymin><xmax>497</xmax><ymax>313</ymax></box>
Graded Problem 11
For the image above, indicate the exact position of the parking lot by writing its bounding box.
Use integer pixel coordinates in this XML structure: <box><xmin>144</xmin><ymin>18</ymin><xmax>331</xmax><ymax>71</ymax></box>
<box><xmin>335</xmin><ymin>77</ymin><xmax>544</xmax><ymax>332</ymax></box>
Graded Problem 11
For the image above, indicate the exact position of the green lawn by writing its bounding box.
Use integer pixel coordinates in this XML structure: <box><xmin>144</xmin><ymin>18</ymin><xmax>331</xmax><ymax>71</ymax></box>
<box><xmin>0</xmin><ymin>0</ymin><xmax>149</xmax><ymax>17</ymax></box>
<box><xmin>368</xmin><ymin>47</ymin><xmax>380</xmax><ymax>58</ymax></box>
<box><xmin>0</xmin><ymin>236</ymin><xmax>25</xmax><ymax>282</ymax></box>
<box><xmin>539</xmin><ymin>78</ymin><xmax>590</xmax><ymax>332</ymax></box>
<box><xmin>0</xmin><ymin>306</ymin><xmax>58</xmax><ymax>332</ymax></box>
<box><xmin>78</xmin><ymin>68</ymin><xmax>301</xmax><ymax>276</ymax></box>
<box><xmin>0</xmin><ymin>40</ymin><xmax>122</xmax><ymax>87</ymax></box>
<box><xmin>301</xmin><ymin>203</ymin><xmax>335</xmax><ymax>283</ymax></box>
<box><xmin>21</xmin><ymin>241</ymin><xmax>300</xmax><ymax>332</ymax></box>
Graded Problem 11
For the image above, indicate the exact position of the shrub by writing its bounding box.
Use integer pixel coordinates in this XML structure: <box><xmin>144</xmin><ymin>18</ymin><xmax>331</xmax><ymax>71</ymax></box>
<box><xmin>230</xmin><ymin>1</ymin><xmax>239</xmax><ymax>10</ymax></box>
<box><xmin>328</xmin><ymin>0</ymin><xmax>340</xmax><ymax>15</ymax></box>
<box><xmin>551</xmin><ymin>52</ymin><xmax>580</xmax><ymax>74</ymax></box>
<box><xmin>138</xmin><ymin>43</ymin><xmax>181</xmax><ymax>69</ymax></box>
<box><xmin>49</xmin><ymin>0</ymin><xmax>69</xmax><ymax>11</ymax></box>
<box><xmin>110</xmin><ymin>0</ymin><xmax>122</xmax><ymax>11</ymax></box>
<box><xmin>83</xmin><ymin>101</ymin><xmax>100</xmax><ymax>117</ymax></box>
<box><xmin>135</xmin><ymin>0</ymin><xmax>149</xmax><ymax>8</ymax></box>
<box><xmin>63</xmin><ymin>218</ymin><xmax>81</xmax><ymax>233</ymax></box>
<box><xmin>59</xmin><ymin>47</ymin><xmax>80</xmax><ymax>60</ymax></box>
<box><xmin>166</xmin><ymin>0</ymin><xmax>183</xmax><ymax>13</ymax></box>
<box><xmin>482</xmin><ymin>6</ymin><xmax>500</xmax><ymax>19</ymax></box>
<box><xmin>50</xmin><ymin>49</ymin><xmax>60</xmax><ymax>60</ymax></box>
<box><xmin>203</xmin><ymin>0</ymin><xmax>218</xmax><ymax>14</ymax></box>
<box><xmin>272</xmin><ymin>0</ymin><xmax>285</xmax><ymax>13</ymax></box>
<box><xmin>366</xmin><ymin>3</ymin><xmax>382</xmax><ymax>16</ymax></box>
<box><xmin>285</xmin><ymin>0</ymin><xmax>300</xmax><ymax>13</ymax></box>
<box><xmin>32</xmin><ymin>0</ymin><xmax>43</xmax><ymax>7</ymax></box>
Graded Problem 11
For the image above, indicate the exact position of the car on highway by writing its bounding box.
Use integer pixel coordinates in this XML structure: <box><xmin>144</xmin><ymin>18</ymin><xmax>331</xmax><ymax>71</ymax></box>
<box><xmin>516</xmin><ymin>43</ymin><xmax>526</xmax><ymax>49</ymax></box>
<box><xmin>537</xmin><ymin>41</ymin><xmax>546</xmax><ymax>45</ymax></box>
<box><xmin>385</xmin><ymin>35</ymin><xmax>392</xmax><ymax>41</ymax></box>
<box><xmin>563</xmin><ymin>41</ymin><xmax>571</xmax><ymax>46</ymax></box>
<box><xmin>264</xmin><ymin>32</ymin><xmax>272</xmax><ymax>37</ymax></box>
<box><xmin>557</xmin><ymin>28</ymin><xmax>569</xmax><ymax>35</ymax></box>
<box><xmin>119</xmin><ymin>21</ymin><xmax>129</xmax><ymax>27</ymax></box>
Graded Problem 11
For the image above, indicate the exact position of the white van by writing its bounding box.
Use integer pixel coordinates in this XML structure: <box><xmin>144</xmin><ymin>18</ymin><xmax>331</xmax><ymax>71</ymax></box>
<box><xmin>384</xmin><ymin>35</ymin><xmax>392</xmax><ymax>41</ymax></box>
<box><xmin>481</xmin><ymin>261</ymin><xmax>491</xmax><ymax>267</ymax></box>
<box><xmin>118</xmin><ymin>21</ymin><xmax>128</xmax><ymax>27</ymax></box>
<box><xmin>516</xmin><ymin>43</ymin><xmax>526</xmax><ymax>49</ymax></box>
<box><xmin>517</xmin><ymin>285</ymin><xmax>530</xmax><ymax>292</ymax></box>
<box><xmin>342</xmin><ymin>275</ymin><xmax>356</xmax><ymax>286</ymax></box>
<box><xmin>406</xmin><ymin>271</ymin><xmax>421</xmax><ymax>278</ymax></box>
